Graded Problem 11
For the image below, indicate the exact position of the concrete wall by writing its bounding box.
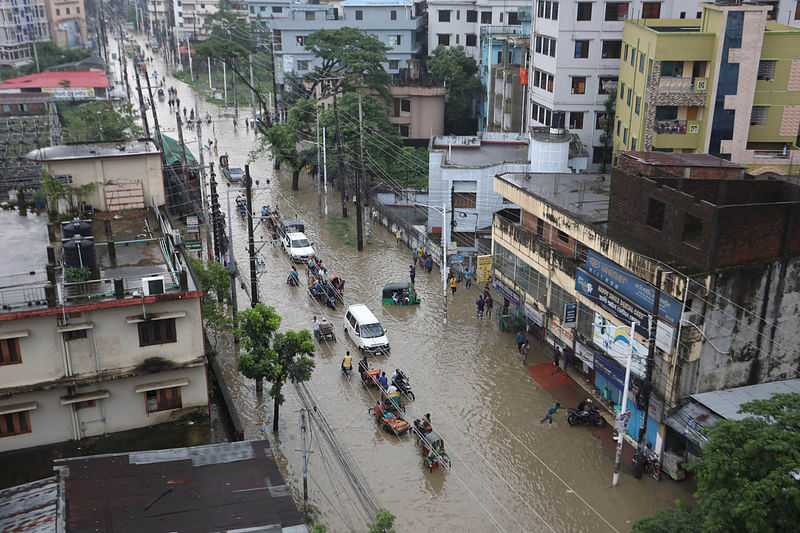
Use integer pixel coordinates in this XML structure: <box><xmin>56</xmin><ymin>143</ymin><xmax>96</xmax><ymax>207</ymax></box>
<box><xmin>42</xmin><ymin>152</ymin><xmax>165</xmax><ymax>209</ymax></box>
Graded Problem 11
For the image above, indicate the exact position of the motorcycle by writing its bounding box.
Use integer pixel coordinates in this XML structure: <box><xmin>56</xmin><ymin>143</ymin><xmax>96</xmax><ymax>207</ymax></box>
<box><xmin>636</xmin><ymin>453</ymin><xmax>662</xmax><ymax>481</ymax></box>
<box><xmin>287</xmin><ymin>273</ymin><xmax>299</xmax><ymax>287</ymax></box>
<box><xmin>391</xmin><ymin>370</ymin><xmax>415</xmax><ymax>401</ymax></box>
<box><xmin>566</xmin><ymin>407</ymin><xmax>607</xmax><ymax>427</ymax></box>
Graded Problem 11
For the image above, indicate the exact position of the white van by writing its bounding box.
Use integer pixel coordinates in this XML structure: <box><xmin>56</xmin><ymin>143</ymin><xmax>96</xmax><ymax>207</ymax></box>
<box><xmin>282</xmin><ymin>231</ymin><xmax>315</xmax><ymax>263</ymax></box>
<box><xmin>343</xmin><ymin>304</ymin><xmax>390</xmax><ymax>355</ymax></box>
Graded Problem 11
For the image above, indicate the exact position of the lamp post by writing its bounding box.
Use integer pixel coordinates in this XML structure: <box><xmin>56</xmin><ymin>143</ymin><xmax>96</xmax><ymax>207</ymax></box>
<box><xmin>612</xmin><ymin>319</ymin><xmax>638</xmax><ymax>487</ymax></box>
<box><xmin>416</xmin><ymin>203</ymin><xmax>449</xmax><ymax>325</ymax></box>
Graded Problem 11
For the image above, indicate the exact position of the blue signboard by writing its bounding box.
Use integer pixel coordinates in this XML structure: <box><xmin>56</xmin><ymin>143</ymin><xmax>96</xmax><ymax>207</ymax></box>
<box><xmin>575</xmin><ymin>268</ymin><xmax>650</xmax><ymax>337</ymax></box>
<box><xmin>494</xmin><ymin>278</ymin><xmax>521</xmax><ymax>308</ymax></box>
<box><xmin>585</xmin><ymin>250</ymin><xmax>682</xmax><ymax>325</ymax></box>
<box><xmin>563</xmin><ymin>303</ymin><xmax>577</xmax><ymax>328</ymax></box>
<box><xmin>593</xmin><ymin>352</ymin><xmax>628</xmax><ymax>392</ymax></box>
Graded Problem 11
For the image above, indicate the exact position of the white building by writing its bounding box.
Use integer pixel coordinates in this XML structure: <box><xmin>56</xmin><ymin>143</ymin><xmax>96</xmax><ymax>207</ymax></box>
<box><xmin>526</xmin><ymin>0</ymin><xmax>800</xmax><ymax>171</ymax></box>
<box><xmin>426</xmin><ymin>128</ymin><xmax>586</xmax><ymax>260</ymax></box>
<box><xmin>0</xmin><ymin>0</ymin><xmax>50</xmax><ymax>69</ymax></box>
<box><xmin>0</xmin><ymin>207</ymin><xmax>208</xmax><ymax>452</ymax></box>
<box><xmin>173</xmin><ymin>0</ymin><xmax>220</xmax><ymax>41</ymax></box>
<box><xmin>426</xmin><ymin>0</ymin><xmax>530</xmax><ymax>60</ymax></box>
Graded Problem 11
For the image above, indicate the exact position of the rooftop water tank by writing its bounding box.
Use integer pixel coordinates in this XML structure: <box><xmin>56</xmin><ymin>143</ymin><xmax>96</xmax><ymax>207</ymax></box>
<box><xmin>61</xmin><ymin>218</ymin><xmax>93</xmax><ymax>239</ymax></box>
<box><xmin>63</xmin><ymin>235</ymin><xmax>96</xmax><ymax>272</ymax></box>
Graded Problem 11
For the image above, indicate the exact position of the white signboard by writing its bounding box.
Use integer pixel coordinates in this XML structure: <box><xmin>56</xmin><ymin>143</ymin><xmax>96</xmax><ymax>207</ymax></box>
<box><xmin>283</xmin><ymin>55</ymin><xmax>293</xmax><ymax>73</ymax></box>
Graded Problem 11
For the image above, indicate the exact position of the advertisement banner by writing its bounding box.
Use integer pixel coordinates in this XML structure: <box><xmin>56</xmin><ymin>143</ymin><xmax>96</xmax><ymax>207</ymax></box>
<box><xmin>593</xmin><ymin>350</ymin><xmax>628</xmax><ymax>390</ymax></box>
<box><xmin>476</xmin><ymin>255</ymin><xmax>492</xmax><ymax>283</ymax></box>
<box><xmin>563</xmin><ymin>303</ymin><xmax>577</xmax><ymax>329</ymax></box>
<box><xmin>524</xmin><ymin>300</ymin><xmax>544</xmax><ymax>326</ymax></box>
<box><xmin>42</xmin><ymin>87</ymin><xmax>95</xmax><ymax>100</ymax></box>
<box><xmin>574</xmin><ymin>342</ymin><xmax>594</xmax><ymax>368</ymax></box>
<box><xmin>592</xmin><ymin>314</ymin><xmax>647</xmax><ymax>377</ymax></box>
<box><xmin>549</xmin><ymin>318</ymin><xmax>573</xmax><ymax>344</ymax></box>
<box><xmin>576</xmin><ymin>268</ymin><xmax>649</xmax><ymax>337</ymax></box>
<box><xmin>494</xmin><ymin>278</ymin><xmax>521</xmax><ymax>308</ymax></box>
<box><xmin>585</xmin><ymin>250</ymin><xmax>682</xmax><ymax>325</ymax></box>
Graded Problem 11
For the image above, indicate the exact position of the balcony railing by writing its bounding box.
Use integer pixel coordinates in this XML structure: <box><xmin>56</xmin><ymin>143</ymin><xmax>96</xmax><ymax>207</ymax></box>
<box><xmin>654</xmin><ymin>119</ymin><xmax>688</xmax><ymax>135</ymax></box>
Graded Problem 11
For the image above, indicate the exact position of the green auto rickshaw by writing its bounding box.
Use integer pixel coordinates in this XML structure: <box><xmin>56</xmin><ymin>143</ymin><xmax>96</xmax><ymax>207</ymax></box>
<box><xmin>381</xmin><ymin>282</ymin><xmax>420</xmax><ymax>305</ymax></box>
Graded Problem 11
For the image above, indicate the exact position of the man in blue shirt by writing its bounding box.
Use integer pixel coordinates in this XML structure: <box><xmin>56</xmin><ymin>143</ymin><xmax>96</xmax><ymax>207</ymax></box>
<box><xmin>516</xmin><ymin>331</ymin><xmax>525</xmax><ymax>352</ymax></box>
<box><xmin>378</xmin><ymin>371</ymin><xmax>389</xmax><ymax>390</ymax></box>
<box><xmin>540</xmin><ymin>403</ymin><xmax>560</xmax><ymax>424</ymax></box>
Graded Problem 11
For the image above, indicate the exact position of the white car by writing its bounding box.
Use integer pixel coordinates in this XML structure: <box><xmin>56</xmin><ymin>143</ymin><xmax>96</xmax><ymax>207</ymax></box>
<box><xmin>228</xmin><ymin>167</ymin><xmax>244</xmax><ymax>183</ymax></box>
<box><xmin>343</xmin><ymin>304</ymin><xmax>390</xmax><ymax>356</ymax></box>
<box><xmin>282</xmin><ymin>231</ymin><xmax>315</xmax><ymax>263</ymax></box>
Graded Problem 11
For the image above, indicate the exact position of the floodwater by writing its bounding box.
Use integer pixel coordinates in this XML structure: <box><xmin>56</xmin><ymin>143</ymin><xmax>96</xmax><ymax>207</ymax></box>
<box><xmin>118</xmin><ymin>36</ymin><xmax>695</xmax><ymax>532</ymax></box>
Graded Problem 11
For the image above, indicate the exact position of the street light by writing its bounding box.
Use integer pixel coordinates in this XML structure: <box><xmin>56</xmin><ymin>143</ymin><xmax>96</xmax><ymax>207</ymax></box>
<box><xmin>416</xmin><ymin>203</ymin><xmax>449</xmax><ymax>325</ymax></box>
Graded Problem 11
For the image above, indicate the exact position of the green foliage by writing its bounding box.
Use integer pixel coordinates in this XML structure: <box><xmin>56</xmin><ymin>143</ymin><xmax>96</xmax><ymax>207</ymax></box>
<box><xmin>598</xmin><ymin>89</ymin><xmax>616</xmax><ymax>172</ymax></box>
<box><xmin>126</xmin><ymin>5</ymin><xmax>137</xmax><ymax>24</ymax></box>
<box><xmin>204</xmin><ymin>3</ymin><xmax>257</xmax><ymax>51</ymax></box>
<box><xmin>59</xmin><ymin>101</ymin><xmax>142</xmax><ymax>143</ymax></box>
<box><xmin>304</xmin><ymin>28</ymin><xmax>391</xmax><ymax>99</ymax></box>
<box><xmin>64</xmin><ymin>266</ymin><xmax>91</xmax><ymax>283</ymax></box>
<box><xmin>189</xmin><ymin>258</ymin><xmax>232</xmax><ymax>346</ymax></box>
<box><xmin>688</xmin><ymin>393</ymin><xmax>800</xmax><ymax>532</ymax></box>
<box><xmin>367</xmin><ymin>508</ymin><xmax>396</xmax><ymax>533</ymax></box>
<box><xmin>385</xmin><ymin>146</ymin><xmax>429</xmax><ymax>188</ymax></box>
<box><xmin>40</xmin><ymin>169</ymin><xmax>65</xmax><ymax>215</ymax></box>
<box><xmin>428</xmin><ymin>45</ymin><xmax>483</xmax><ymax>135</ymax></box>
<box><xmin>310</xmin><ymin>524</ymin><xmax>327</xmax><ymax>533</ymax></box>
<box><xmin>21</xmin><ymin>42</ymin><xmax>92</xmax><ymax>75</ymax></box>
<box><xmin>235</xmin><ymin>304</ymin><xmax>315</xmax><ymax>431</ymax></box>
<box><xmin>193</xmin><ymin>37</ymin><xmax>249</xmax><ymax>66</ymax></box>
<box><xmin>631</xmin><ymin>501</ymin><xmax>701</xmax><ymax>533</ymax></box>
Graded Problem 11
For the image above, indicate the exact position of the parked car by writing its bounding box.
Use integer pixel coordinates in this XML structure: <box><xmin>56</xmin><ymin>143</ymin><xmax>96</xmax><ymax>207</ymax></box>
<box><xmin>228</xmin><ymin>167</ymin><xmax>244</xmax><ymax>183</ymax></box>
<box><xmin>282</xmin><ymin>231</ymin><xmax>315</xmax><ymax>263</ymax></box>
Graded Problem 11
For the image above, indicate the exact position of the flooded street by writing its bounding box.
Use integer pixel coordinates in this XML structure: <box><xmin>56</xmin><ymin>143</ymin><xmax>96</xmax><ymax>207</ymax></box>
<box><xmin>120</xmin><ymin>37</ymin><xmax>695</xmax><ymax>532</ymax></box>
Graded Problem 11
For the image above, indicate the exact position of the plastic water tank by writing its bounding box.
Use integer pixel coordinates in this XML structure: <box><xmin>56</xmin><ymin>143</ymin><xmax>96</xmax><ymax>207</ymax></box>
<box><xmin>61</xmin><ymin>218</ymin><xmax>93</xmax><ymax>239</ymax></box>
<box><xmin>63</xmin><ymin>235</ymin><xmax>96</xmax><ymax>271</ymax></box>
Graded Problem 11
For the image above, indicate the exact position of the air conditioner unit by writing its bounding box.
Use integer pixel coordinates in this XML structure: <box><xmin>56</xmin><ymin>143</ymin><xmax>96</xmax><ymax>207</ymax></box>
<box><xmin>683</xmin><ymin>312</ymin><xmax>702</xmax><ymax>326</ymax></box>
<box><xmin>142</xmin><ymin>276</ymin><xmax>165</xmax><ymax>296</ymax></box>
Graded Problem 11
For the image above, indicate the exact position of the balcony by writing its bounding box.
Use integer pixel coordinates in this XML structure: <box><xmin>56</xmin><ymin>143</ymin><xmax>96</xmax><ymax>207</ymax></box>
<box><xmin>648</xmin><ymin>76</ymin><xmax>708</xmax><ymax>107</ymax></box>
<box><xmin>654</xmin><ymin>119</ymin><xmax>697</xmax><ymax>135</ymax></box>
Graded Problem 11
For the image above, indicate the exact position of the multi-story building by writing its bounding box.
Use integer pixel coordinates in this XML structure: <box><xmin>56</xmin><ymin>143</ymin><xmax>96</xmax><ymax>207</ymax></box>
<box><xmin>43</xmin><ymin>0</ymin><xmax>87</xmax><ymax>49</ymax></box>
<box><xmin>492</xmin><ymin>150</ymin><xmax>800</xmax><ymax>464</ymax></box>
<box><xmin>615</xmin><ymin>3</ymin><xmax>800</xmax><ymax>175</ymax></box>
<box><xmin>145</xmin><ymin>0</ymin><xmax>173</xmax><ymax>38</ymax></box>
<box><xmin>426</xmin><ymin>0</ymin><xmax>529</xmax><ymax>61</ymax></box>
<box><xmin>245</xmin><ymin>0</ymin><xmax>292</xmax><ymax>25</ymax></box>
<box><xmin>0</xmin><ymin>71</ymin><xmax>109</xmax><ymax>101</ymax></box>
<box><xmin>269</xmin><ymin>0</ymin><xmax>425</xmax><ymax>85</ymax></box>
<box><xmin>480</xmin><ymin>21</ymin><xmax>529</xmax><ymax>133</ymax></box>
<box><xmin>173</xmin><ymin>0</ymin><xmax>219</xmax><ymax>41</ymax></box>
<box><xmin>0</xmin><ymin>199</ymin><xmax>208</xmax><ymax>452</ymax></box>
<box><xmin>0</xmin><ymin>0</ymin><xmax>50</xmax><ymax>69</ymax></box>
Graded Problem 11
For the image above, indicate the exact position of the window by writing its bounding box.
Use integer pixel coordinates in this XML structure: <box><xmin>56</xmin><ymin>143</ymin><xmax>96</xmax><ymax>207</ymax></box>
<box><xmin>389</xmin><ymin>59</ymin><xmax>399</xmax><ymax>70</ymax></box>
<box><xmin>616</xmin><ymin>120</ymin><xmax>621</xmax><ymax>135</ymax></box>
<box><xmin>595</xmin><ymin>112</ymin><xmax>607</xmax><ymax>129</ymax></box>
<box><xmin>531</xmin><ymin>102</ymin><xmax>553</xmax><ymax>125</ymax></box>
<box><xmin>536</xmin><ymin>218</ymin><xmax>545</xmax><ymax>237</ymax></box>
<box><xmin>437</xmin><ymin>34</ymin><xmax>450</xmax><ymax>46</ymax></box>
<box><xmin>389</xmin><ymin>35</ymin><xmax>401</xmax><ymax>46</ymax></box>
<box><xmin>401</xmin><ymin>99</ymin><xmax>411</xmax><ymax>112</ymax></box>
<box><xmin>682</xmin><ymin>213</ymin><xmax>703</xmax><ymax>247</ymax></box>
<box><xmin>355</xmin><ymin>10</ymin><xmax>363</xmax><ymax>20</ymax></box>
<box><xmin>750</xmin><ymin>106</ymin><xmax>768</xmax><ymax>125</ymax></box>
<box><xmin>572</xmin><ymin>77</ymin><xmax>586</xmax><ymax>94</ymax></box>
<box><xmin>796</xmin><ymin>1</ymin><xmax>800</xmax><ymax>20</ymax></box>
<box><xmin>249</xmin><ymin>6</ymin><xmax>254</xmax><ymax>13</ymax></box>
<box><xmin>138</xmin><ymin>319</ymin><xmax>177</xmax><ymax>347</ymax></box>
<box><xmin>55</xmin><ymin>8</ymin><xmax>60</xmax><ymax>15</ymax></box>
<box><xmin>305</xmin><ymin>11</ymin><xmax>315</xmax><ymax>20</ymax></box>
<box><xmin>593</xmin><ymin>146</ymin><xmax>612</xmax><ymax>164</ymax></box>
<box><xmin>577</xmin><ymin>2</ymin><xmax>592</xmax><ymax>20</ymax></box>
<box><xmin>537</xmin><ymin>1</ymin><xmax>559</xmax><ymax>20</ymax></box>
<box><xmin>398</xmin><ymin>124</ymin><xmax>410</xmax><ymax>137</ymax></box>
<box><xmin>0</xmin><ymin>338</ymin><xmax>21</xmax><ymax>365</ymax></box>
<box><xmin>66</xmin><ymin>7</ymin><xmax>70</xmax><ymax>14</ymax></box>
<box><xmin>557</xmin><ymin>230</ymin><xmax>569</xmax><ymax>243</ymax></box>
<box><xmin>452</xmin><ymin>192</ymin><xmax>477</xmax><ymax>208</ymax></box>
<box><xmin>1</xmin><ymin>411</ymin><xmax>30</xmax><ymax>438</ymax></box>
<box><xmin>627</xmin><ymin>88</ymin><xmax>632</xmax><ymax>105</ymax></box>
<box><xmin>642</xmin><ymin>2</ymin><xmax>661</xmax><ymax>18</ymax></box>
<box><xmin>145</xmin><ymin>387</ymin><xmax>182</xmax><ymax>413</ymax></box>
<box><xmin>598</xmin><ymin>76</ymin><xmax>617</xmax><ymax>94</ymax></box>
<box><xmin>680</xmin><ymin>11</ymin><xmax>686</xmax><ymax>19</ymax></box>
<box><xmin>391</xmin><ymin>10</ymin><xmax>397</xmax><ymax>20</ymax></box>
<box><xmin>605</xmin><ymin>2</ymin><xmax>629</xmax><ymax>21</ymax></box>
<box><xmin>481</xmin><ymin>11</ymin><xmax>492</xmax><ymax>23</ymax></box>
<box><xmin>574</xmin><ymin>40</ymin><xmax>589</xmax><ymax>58</ymax></box>
<box><xmin>273</xmin><ymin>29</ymin><xmax>282</xmax><ymax>50</ymax></box>
<box><xmin>76</xmin><ymin>7</ymin><xmax>79</xmax><ymax>13</ymax></box>
<box><xmin>272</xmin><ymin>6</ymin><xmax>282</xmax><ymax>13</ymax></box>
<box><xmin>297</xmin><ymin>60</ymin><xmax>310</xmax><ymax>70</ymax></box>
<box><xmin>467</xmin><ymin>10</ymin><xmax>477</xmax><ymax>22</ymax></box>
<box><xmin>296</xmin><ymin>35</ymin><xmax>305</xmax><ymax>46</ymax></box>
<box><xmin>639</xmin><ymin>52</ymin><xmax>646</xmax><ymax>73</ymax></box>
<box><xmin>63</xmin><ymin>329</ymin><xmax>87</xmax><ymax>341</ymax></box>
<box><xmin>623</xmin><ymin>127</ymin><xmax>628</xmax><ymax>144</ymax></box>
<box><xmin>466</xmin><ymin>33</ymin><xmax>477</xmax><ymax>46</ymax></box>
<box><xmin>569</xmin><ymin>111</ymin><xmax>584</xmax><ymax>129</ymax></box>
<box><xmin>646</xmin><ymin>198</ymin><xmax>665</xmax><ymax>230</ymax></box>
<box><xmin>602</xmin><ymin>40</ymin><xmax>621</xmax><ymax>59</ymax></box>
<box><xmin>635</xmin><ymin>96</ymin><xmax>641</xmax><ymax>114</ymax></box>
<box><xmin>631</xmin><ymin>137</ymin><xmax>637</xmax><ymax>150</ymax></box>
<box><xmin>620</xmin><ymin>82</ymin><xmax>625</xmax><ymax>99</ymax></box>
<box><xmin>456</xmin><ymin>35</ymin><xmax>460</xmax><ymax>45</ymax></box>
<box><xmin>623</xmin><ymin>44</ymin><xmax>628</xmax><ymax>61</ymax></box>
<box><xmin>758</xmin><ymin>60</ymin><xmax>776</xmax><ymax>81</ymax></box>
<box><xmin>630</xmin><ymin>48</ymin><xmax>636</xmax><ymax>66</ymax></box>
<box><xmin>508</xmin><ymin>11</ymin><xmax>522</xmax><ymax>24</ymax></box>
<box><xmin>536</xmin><ymin>36</ymin><xmax>556</xmax><ymax>57</ymax></box>
<box><xmin>439</xmin><ymin>10</ymin><xmax>451</xmax><ymax>22</ymax></box>
<box><xmin>73</xmin><ymin>400</ymin><xmax>96</xmax><ymax>411</ymax></box>
<box><xmin>533</xmin><ymin>69</ymin><xmax>555</xmax><ymax>92</ymax></box>
<box><xmin>549</xmin><ymin>282</ymin><xmax>576</xmax><ymax>317</ymax></box>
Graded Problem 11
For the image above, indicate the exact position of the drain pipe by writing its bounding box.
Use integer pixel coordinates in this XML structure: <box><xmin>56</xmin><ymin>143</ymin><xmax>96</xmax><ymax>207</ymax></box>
<box><xmin>89</xmin><ymin>312</ymin><xmax>109</xmax><ymax>435</ymax></box>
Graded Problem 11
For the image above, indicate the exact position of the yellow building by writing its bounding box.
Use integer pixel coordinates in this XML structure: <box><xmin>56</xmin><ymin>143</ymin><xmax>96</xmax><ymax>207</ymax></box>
<box><xmin>614</xmin><ymin>3</ymin><xmax>800</xmax><ymax>175</ymax></box>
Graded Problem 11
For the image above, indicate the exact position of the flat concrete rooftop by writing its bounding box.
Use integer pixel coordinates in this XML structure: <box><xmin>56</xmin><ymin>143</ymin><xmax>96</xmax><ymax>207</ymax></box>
<box><xmin>26</xmin><ymin>140</ymin><xmax>160</xmax><ymax>162</ymax></box>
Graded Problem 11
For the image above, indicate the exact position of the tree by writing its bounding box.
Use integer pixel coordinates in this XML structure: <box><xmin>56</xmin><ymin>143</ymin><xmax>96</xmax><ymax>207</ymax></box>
<box><xmin>189</xmin><ymin>258</ymin><xmax>232</xmax><ymax>348</ymax></box>
<box><xmin>304</xmin><ymin>28</ymin><xmax>391</xmax><ymax>99</ymax></box>
<box><xmin>235</xmin><ymin>304</ymin><xmax>315</xmax><ymax>431</ymax></box>
<box><xmin>367</xmin><ymin>508</ymin><xmax>396</xmax><ymax>533</ymax></box>
<box><xmin>21</xmin><ymin>42</ymin><xmax>92</xmax><ymax>75</ymax></box>
<box><xmin>598</xmin><ymin>89</ymin><xmax>617</xmax><ymax>172</ymax></box>
<box><xmin>428</xmin><ymin>45</ymin><xmax>483</xmax><ymax>135</ymax></box>
<box><xmin>59</xmin><ymin>101</ymin><xmax>142</xmax><ymax>143</ymax></box>
<box><xmin>632</xmin><ymin>393</ymin><xmax>800</xmax><ymax>533</ymax></box>
<box><xmin>193</xmin><ymin>37</ymin><xmax>249</xmax><ymax>66</ymax></box>
<box><xmin>631</xmin><ymin>501</ymin><xmax>701</xmax><ymax>533</ymax></box>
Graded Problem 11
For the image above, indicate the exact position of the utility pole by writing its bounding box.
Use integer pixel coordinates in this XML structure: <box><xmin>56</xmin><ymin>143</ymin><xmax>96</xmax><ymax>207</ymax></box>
<box><xmin>300</xmin><ymin>408</ymin><xmax>308</xmax><ymax>512</ymax></box>
<box><xmin>195</xmin><ymin>95</ymin><xmax>213</xmax><ymax>260</ymax></box>
<box><xmin>634</xmin><ymin>269</ymin><xmax>663</xmax><ymax>478</ymax></box>
<box><xmin>245</xmin><ymin>165</ymin><xmax>258</xmax><ymax>306</ymax></box>
<box><xmin>133</xmin><ymin>64</ymin><xmax>151</xmax><ymax>137</ymax></box>
<box><xmin>208</xmin><ymin>57</ymin><xmax>213</xmax><ymax>91</ymax></box>
<box><xmin>322</xmin><ymin>126</ymin><xmax>328</xmax><ymax>215</ymax></box>
<box><xmin>176</xmin><ymin>111</ymin><xmax>189</xmax><ymax>187</ymax></box>
<box><xmin>332</xmin><ymin>91</ymin><xmax>347</xmax><ymax>218</ymax></box>
<box><xmin>249</xmin><ymin>54</ymin><xmax>256</xmax><ymax>123</ymax></box>
<box><xmin>223</xmin><ymin>61</ymin><xmax>228</xmax><ymax>106</ymax></box>
<box><xmin>356</xmin><ymin>94</ymin><xmax>365</xmax><ymax>251</ymax></box>
<box><xmin>316</xmin><ymin>112</ymin><xmax>321</xmax><ymax>216</ymax></box>
<box><xmin>613</xmin><ymin>320</ymin><xmax>638</xmax><ymax>487</ymax></box>
<box><xmin>269</xmin><ymin>33</ymin><xmax>278</xmax><ymax>120</ymax></box>
<box><xmin>226</xmin><ymin>188</ymin><xmax>238</xmax><ymax>322</ymax></box>
<box><xmin>186</xmin><ymin>36</ymin><xmax>193</xmax><ymax>81</ymax></box>
<box><xmin>209</xmin><ymin>163</ymin><xmax>222</xmax><ymax>261</ymax></box>
<box><xmin>143</xmin><ymin>65</ymin><xmax>163</xmax><ymax>154</ymax></box>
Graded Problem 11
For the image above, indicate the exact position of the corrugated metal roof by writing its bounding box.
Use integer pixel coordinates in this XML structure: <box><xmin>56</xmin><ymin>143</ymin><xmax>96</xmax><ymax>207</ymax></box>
<box><xmin>0</xmin><ymin>476</ymin><xmax>57</xmax><ymax>533</ymax></box>
<box><xmin>54</xmin><ymin>440</ymin><xmax>305</xmax><ymax>533</ymax></box>
<box><xmin>691</xmin><ymin>378</ymin><xmax>800</xmax><ymax>420</ymax></box>
<box><xmin>0</xmin><ymin>71</ymin><xmax>109</xmax><ymax>90</ymax></box>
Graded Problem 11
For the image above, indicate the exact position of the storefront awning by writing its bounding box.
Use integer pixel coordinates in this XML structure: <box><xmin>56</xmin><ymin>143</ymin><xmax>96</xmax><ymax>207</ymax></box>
<box><xmin>664</xmin><ymin>401</ymin><xmax>721</xmax><ymax>448</ymax></box>
<box><xmin>135</xmin><ymin>378</ymin><xmax>189</xmax><ymax>393</ymax></box>
<box><xmin>0</xmin><ymin>329</ymin><xmax>29</xmax><ymax>340</ymax></box>
<box><xmin>60</xmin><ymin>390</ymin><xmax>110</xmax><ymax>405</ymax></box>
<box><xmin>126</xmin><ymin>311</ymin><xmax>186</xmax><ymax>324</ymax></box>
<box><xmin>0</xmin><ymin>401</ymin><xmax>37</xmax><ymax>415</ymax></box>
<box><xmin>57</xmin><ymin>322</ymin><xmax>93</xmax><ymax>333</ymax></box>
